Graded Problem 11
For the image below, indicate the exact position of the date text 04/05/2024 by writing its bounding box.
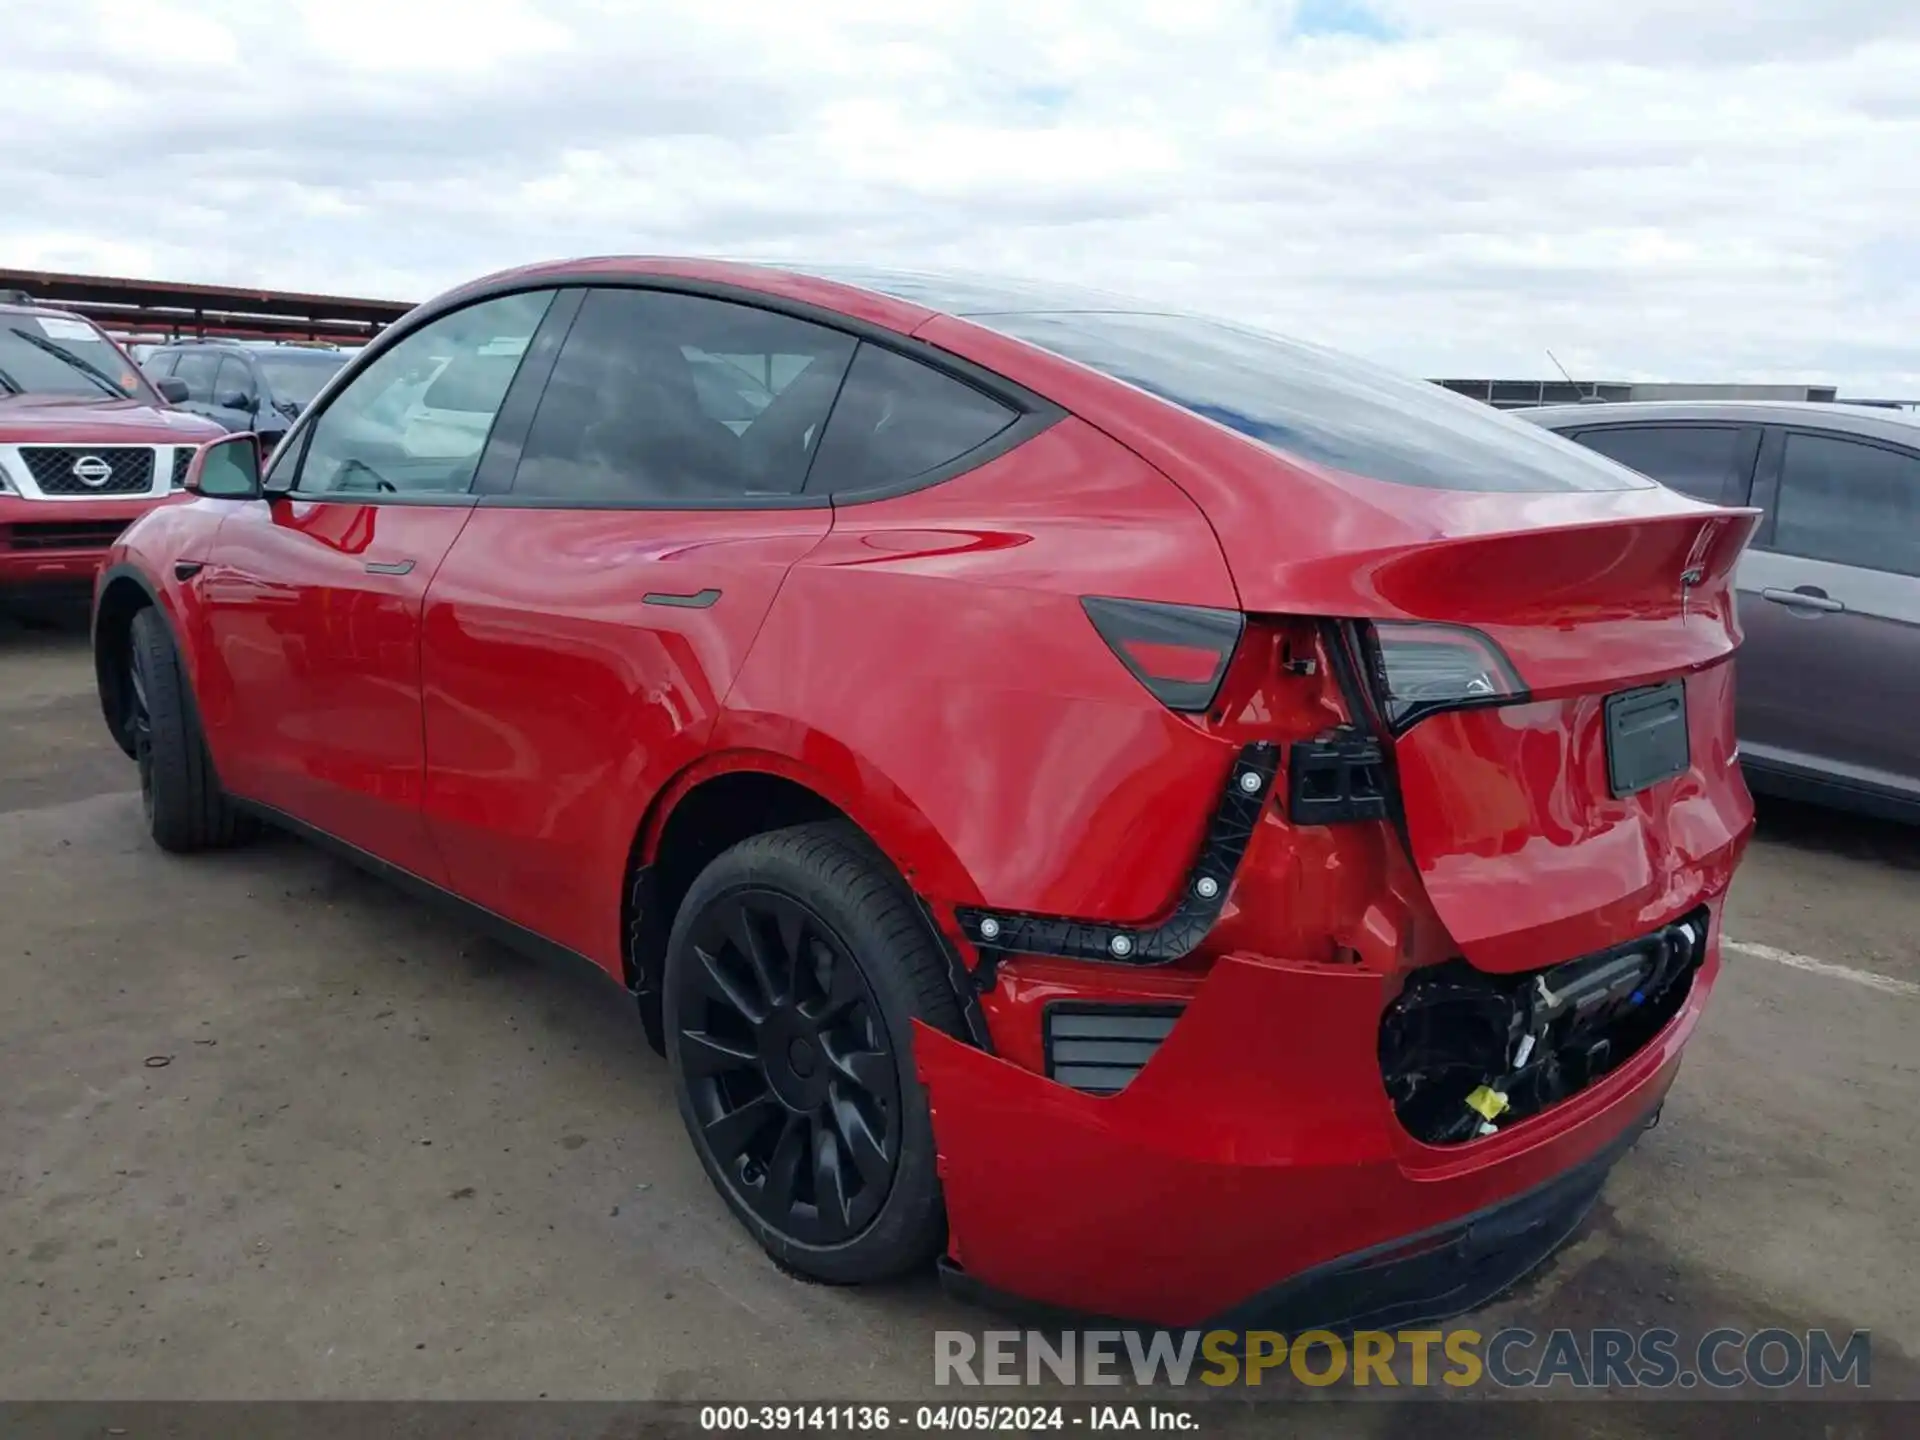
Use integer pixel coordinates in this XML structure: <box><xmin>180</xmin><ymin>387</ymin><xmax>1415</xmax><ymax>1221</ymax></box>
<box><xmin>699</xmin><ymin>1405</ymin><xmax>1197</xmax><ymax>1431</ymax></box>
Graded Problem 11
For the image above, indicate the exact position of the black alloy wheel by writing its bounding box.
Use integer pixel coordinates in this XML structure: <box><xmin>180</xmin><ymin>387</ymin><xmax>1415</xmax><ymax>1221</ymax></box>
<box><xmin>674</xmin><ymin>886</ymin><xmax>902</xmax><ymax>1245</ymax></box>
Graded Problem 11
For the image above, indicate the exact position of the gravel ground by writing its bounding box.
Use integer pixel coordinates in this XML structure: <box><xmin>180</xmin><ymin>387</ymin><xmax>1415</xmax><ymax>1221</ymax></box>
<box><xmin>2</xmin><ymin>605</ymin><xmax>1914</xmax><ymax>1433</ymax></box>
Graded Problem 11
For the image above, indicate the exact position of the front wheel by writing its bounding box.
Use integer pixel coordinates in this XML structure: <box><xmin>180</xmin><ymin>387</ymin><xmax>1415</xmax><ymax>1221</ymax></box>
<box><xmin>127</xmin><ymin>607</ymin><xmax>255</xmax><ymax>853</ymax></box>
<box><xmin>662</xmin><ymin>821</ymin><xmax>964</xmax><ymax>1283</ymax></box>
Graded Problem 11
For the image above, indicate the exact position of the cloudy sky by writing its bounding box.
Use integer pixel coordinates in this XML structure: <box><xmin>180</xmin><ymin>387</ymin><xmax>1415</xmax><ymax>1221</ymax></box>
<box><xmin>6</xmin><ymin>0</ymin><xmax>1918</xmax><ymax>393</ymax></box>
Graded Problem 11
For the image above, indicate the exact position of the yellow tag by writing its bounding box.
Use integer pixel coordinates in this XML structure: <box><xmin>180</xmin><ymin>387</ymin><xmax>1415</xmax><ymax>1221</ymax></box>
<box><xmin>1466</xmin><ymin>1085</ymin><xmax>1511</xmax><ymax>1121</ymax></box>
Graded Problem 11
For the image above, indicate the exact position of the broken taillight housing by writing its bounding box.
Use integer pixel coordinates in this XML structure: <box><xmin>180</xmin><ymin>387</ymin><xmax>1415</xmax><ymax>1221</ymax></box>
<box><xmin>1082</xmin><ymin>596</ymin><xmax>1245</xmax><ymax>713</ymax></box>
<box><xmin>1362</xmin><ymin>621</ymin><xmax>1525</xmax><ymax>730</ymax></box>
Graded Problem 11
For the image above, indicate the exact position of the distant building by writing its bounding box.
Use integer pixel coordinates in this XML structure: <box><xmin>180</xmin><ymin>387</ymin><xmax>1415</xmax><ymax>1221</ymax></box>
<box><xmin>1432</xmin><ymin>378</ymin><xmax>1845</xmax><ymax>409</ymax></box>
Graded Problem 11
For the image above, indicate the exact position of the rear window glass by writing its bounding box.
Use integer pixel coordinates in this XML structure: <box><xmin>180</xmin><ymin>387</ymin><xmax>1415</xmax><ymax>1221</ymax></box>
<box><xmin>968</xmin><ymin>311</ymin><xmax>1654</xmax><ymax>494</ymax></box>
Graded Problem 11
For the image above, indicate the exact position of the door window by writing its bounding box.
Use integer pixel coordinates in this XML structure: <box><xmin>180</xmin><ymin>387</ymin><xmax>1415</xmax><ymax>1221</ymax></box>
<box><xmin>511</xmin><ymin>288</ymin><xmax>856</xmax><ymax>504</ymax></box>
<box><xmin>1570</xmin><ymin>424</ymin><xmax>1746</xmax><ymax>504</ymax></box>
<box><xmin>1772</xmin><ymin>432</ymin><xmax>1920</xmax><ymax>578</ymax></box>
<box><xmin>805</xmin><ymin>343</ymin><xmax>1017</xmax><ymax>495</ymax></box>
<box><xmin>213</xmin><ymin>355</ymin><xmax>257</xmax><ymax>408</ymax></box>
<box><xmin>171</xmin><ymin>350</ymin><xmax>219</xmax><ymax>403</ymax></box>
<box><xmin>292</xmin><ymin>290</ymin><xmax>554</xmax><ymax>497</ymax></box>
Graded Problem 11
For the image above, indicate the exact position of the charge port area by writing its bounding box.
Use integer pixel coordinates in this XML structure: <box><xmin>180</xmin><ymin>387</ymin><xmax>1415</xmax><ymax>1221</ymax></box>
<box><xmin>1378</xmin><ymin>908</ymin><xmax>1710</xmax><ymax>1145</ymax></box>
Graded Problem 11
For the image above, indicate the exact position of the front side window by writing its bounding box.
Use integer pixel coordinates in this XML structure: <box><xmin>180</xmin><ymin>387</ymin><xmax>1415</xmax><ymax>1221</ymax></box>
<box><xmin>1772</xmin><ymin>432</ymin><xmax>1920</xmax><ymax>578</ymax></box>
<box><xmin>1571</xmin><ymin>425</ymin><xmax>1745</xmax><ymax>503</ymax></box>
<box><xmin>213</xmin><ymin>355</ymin><xmax>257</xmax><ymax>408</ymax></box>
<box><xmin>805</xmin><ymin>343</ymin><xmax>1017</xmax><ymax>495</ymax></box>
<box><xmin>0</xmin><ymin>312</ymin><xmax>155</xmax><ymax>403</ymax></box>
<box><xmin>171</xmin><ymin>350</ymin><xmax>219</xmax><ymax>403</ymax></box>
<box><xmin>294</xmin><ymin>290</ymin><xmax>554</xmax><ymax>497</ymax></box>
<box><xmin>511</xmin><ymin>288</ymin><xmax>856</xmax><ymax>504</ymax></box>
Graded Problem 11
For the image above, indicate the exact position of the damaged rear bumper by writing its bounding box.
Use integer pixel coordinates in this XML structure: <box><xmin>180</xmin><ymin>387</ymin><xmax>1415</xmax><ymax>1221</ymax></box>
<box><xmin>914</xmin><ymin>912</ymin><xmax>1718</xmax><ymax>1330</ymax></box>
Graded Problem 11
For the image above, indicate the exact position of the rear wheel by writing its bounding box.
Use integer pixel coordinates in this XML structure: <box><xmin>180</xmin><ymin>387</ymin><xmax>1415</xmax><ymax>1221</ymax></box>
<box><xmin>663</xmin><ymin>821</ymin><xmax>964</xmax><ymax>1283</ymax></box>
<box><xmin>127</xmin><ymin>607</ymin><xmax>255</xmax><ymax>853</ymax></box>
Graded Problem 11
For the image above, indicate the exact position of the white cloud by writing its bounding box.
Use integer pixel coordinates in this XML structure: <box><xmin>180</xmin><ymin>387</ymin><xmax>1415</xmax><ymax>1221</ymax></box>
<box><xmin>4</xmin><ymin>0</ymin><xmax>1917</xmax><ymax>393</ymax></box>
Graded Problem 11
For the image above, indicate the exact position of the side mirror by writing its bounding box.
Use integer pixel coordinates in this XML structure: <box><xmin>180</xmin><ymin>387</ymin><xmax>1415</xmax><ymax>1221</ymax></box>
<box><xmin>220</xmin><ymin>391</ymin><xmax>258</xmax><ymax>412</ymax></box>
<box><xmin>184</xmin><ymin>434</ymin><xmax>263</xmax><ymax>499</ymax></box>
<box><xmin>156</xmin><ymin>376</ymin><xmax>190</xmax><ymax>405</ymax></box>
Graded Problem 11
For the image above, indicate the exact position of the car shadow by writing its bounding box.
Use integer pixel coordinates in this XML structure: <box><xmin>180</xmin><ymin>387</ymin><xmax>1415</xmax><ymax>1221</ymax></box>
<box><xmin>0</xmin><ymin>596</ymin><xmax>94</xmax><ymax>646</ymax></box>
<box><xmin>1751</xmin><ymin>793</ymin><xmax>1920</xmax><ymax>872</ymax></box>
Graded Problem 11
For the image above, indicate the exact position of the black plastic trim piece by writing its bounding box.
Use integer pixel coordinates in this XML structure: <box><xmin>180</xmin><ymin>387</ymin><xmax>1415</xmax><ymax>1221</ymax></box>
<box><xmin>1287</xmin><ymin>730</ymin><xmax>1389</xmax><ymax>825</ymax></box>
<box><xmin>172</xmin><ymin>561</ymin><xmax>203</xmax><ymax>581</ymax></box>
<box><xmin>1322</xmin><ymin>620</ymin><xmax>1417</xmax><ymax>858</ymax></box>
<box><xmin>912</xmin><ymin>895</ymin><xmax>996</xmax><ymax>1054</ymax></box>
<box><xmin>281</xmin><ymin>491</ymin><xmax>480</xmax><ymax>509</ymax></box>
<box><xmin>952</xmin><ymin>740</ymin><xmax>1278</xmax><ymax>966</ymax></box>
<box><xmin>472</xmin><ymin>285</ymin><xmax>584</xmax><ymax>499</ymax></box>
<box><xmin>477</xmin><ymin>490</ymin><xmax>831</xmax><ymax>513</ymax></box>
<box><xmin>1043</xmin><ymin>1002</ymin><xmax>1183</xmax><ymax>1094</ymax></box>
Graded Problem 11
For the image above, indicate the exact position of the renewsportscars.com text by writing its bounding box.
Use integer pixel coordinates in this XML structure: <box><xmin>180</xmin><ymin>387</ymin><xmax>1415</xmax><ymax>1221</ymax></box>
<box><xmin>934</xmin><ymin>1327</ymin><xmax>1872</xmax><ymax>1390</ymax></box>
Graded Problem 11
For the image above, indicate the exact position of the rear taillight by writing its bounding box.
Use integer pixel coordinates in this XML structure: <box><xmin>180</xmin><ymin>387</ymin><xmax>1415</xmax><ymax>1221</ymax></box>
<box><xmin>1363</xmin><ymin>621</ymin><xmax>1525</xmax><ymax>729</ymax></box>
<box><xmin>1082</xmin><ymin>596</ymin><xmax>1245</xmax><ymax>712</ymax></box>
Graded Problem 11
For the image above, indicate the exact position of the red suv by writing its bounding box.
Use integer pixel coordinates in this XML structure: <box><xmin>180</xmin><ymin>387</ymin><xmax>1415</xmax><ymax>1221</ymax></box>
<box><xmin>1</xmin><ymin>298</ymin><xmax>224</xmax><ymax>601</ymax></box>
<box><xmin>90</xmin><ymin>260</ymin><xmax>1757</xmax><ymax>1331</ymax></box>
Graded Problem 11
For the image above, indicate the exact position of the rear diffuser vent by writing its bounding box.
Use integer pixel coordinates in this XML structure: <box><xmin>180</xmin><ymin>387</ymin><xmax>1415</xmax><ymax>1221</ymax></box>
<box><xmin>1044</xmin><ymin>1004</ymin><xmax>1183</xmax><ymax>1095</ymax></box>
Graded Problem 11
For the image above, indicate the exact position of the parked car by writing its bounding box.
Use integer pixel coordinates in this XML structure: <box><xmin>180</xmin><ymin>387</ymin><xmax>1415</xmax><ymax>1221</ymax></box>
<box><xmin>91</xmin><ymin>260</ymin><xmax>1756</xmax><ymax>1331</ymax></box>
<box><xmin>1519</xmin><ymin>401</ymin><xmax>1919</xmax><ymax>824</ymax></box>
<box><xmin>140</xmin><ymin>339</ymin><xmax>348</xmax><ymax>453</ymax></box>
<box><xmin>0</xmin><ymin>298</ymin><xmax>225</xmax><ymax>604</ymax></box>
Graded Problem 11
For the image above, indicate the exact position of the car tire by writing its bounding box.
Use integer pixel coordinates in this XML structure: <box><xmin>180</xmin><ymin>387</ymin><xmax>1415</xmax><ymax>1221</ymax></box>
<box><xmin>663</xmin><ymin>820</ymin><xmax>965</xmax><ymax>1284</ymax></box>
<box><xmin>127</xmin><ymin>607</ymin><xmax>255</xmax><ymax>853</ymax></box>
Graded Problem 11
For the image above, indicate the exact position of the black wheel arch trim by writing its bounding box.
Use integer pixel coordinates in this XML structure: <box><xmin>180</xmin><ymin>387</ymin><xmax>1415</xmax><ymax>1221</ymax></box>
<box><xmin>92</xmin><ymin>561</ymin><xmax>168</xmax><ymax>758</ymax></box>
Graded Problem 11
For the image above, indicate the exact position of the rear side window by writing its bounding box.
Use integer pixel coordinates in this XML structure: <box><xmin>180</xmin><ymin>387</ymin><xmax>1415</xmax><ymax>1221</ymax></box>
<box><xmin>142</xmin><ymin>351</ymin><xmax>178</xmax><ymax>378</ymax></box>
<box><xmin>1570</xmin><ymin>425</ymin><xmax>1745</xmax><ymax>503</ymax></box>
<box><xmin>805</xmin><ymin>343</ymin><xmax>1017</xmax><ymax>495</ymax></box>
<box><xmin>512</xmin><ymin>288</ymin><xmax>856</xmax><ymax>504</ymax></box>
<box><xmin>1772</xmin><ymin>432</ymin><xmax>1920</xmax><ymax>578</ymax></box>
<box><xmin>976</xmin><ymin>311</ymin><xmax>1651</xmax><ymax>493</ymax></box>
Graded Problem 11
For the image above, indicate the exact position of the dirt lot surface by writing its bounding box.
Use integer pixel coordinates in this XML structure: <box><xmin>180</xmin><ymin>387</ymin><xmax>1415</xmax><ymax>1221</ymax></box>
<box><xmin>3</xmin><ymin>606</ymin><xmax>1915</xmax><ymax>1432</ymax></box>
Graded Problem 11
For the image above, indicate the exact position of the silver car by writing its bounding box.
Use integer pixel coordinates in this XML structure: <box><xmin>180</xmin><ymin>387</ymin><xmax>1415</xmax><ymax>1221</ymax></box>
<box><xmin>1519</xmin><ymin>401</ymin><xmax>1920</xmax><ymax>823</ymax></box>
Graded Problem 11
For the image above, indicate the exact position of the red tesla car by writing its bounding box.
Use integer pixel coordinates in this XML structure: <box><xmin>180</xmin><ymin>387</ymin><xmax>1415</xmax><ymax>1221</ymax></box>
<box><xmin>91</xmin><ymin>259</ymin><xmax>1757</xmax><ymax>1330</ymax></box>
